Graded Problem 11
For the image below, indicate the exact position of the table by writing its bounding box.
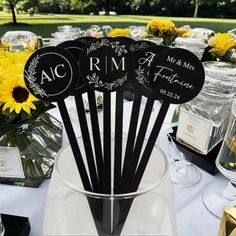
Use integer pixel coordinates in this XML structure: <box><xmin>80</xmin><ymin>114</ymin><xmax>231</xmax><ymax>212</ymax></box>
<box><xmin>0</xmin><ymin>98</ymin><xmax>228</xmax><ymax>236</ymax></box>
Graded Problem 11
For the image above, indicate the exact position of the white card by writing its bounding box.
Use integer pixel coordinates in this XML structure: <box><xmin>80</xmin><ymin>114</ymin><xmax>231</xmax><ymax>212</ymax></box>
<box><xmin>176</xmin><ymin>109</ymin><xmax>212</xmax><ymax>152</ymax></box>
<box><xmin>0</xmin><ymin>147</ymin><xmax>25</xmax><ymax>179</ymax></box>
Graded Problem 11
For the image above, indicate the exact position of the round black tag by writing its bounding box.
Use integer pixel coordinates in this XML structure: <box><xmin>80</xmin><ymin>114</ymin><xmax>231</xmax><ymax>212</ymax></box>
<box><xmin>24</xmin><ymin>46</ymin><xmax>78</xmax><ymax>101</ymax></box>
<box><xmin>115</xmin><ymin>36</ymin><xmax>135</xmax><ymax>45</ymax></box>
<box><xmin>149</xmin><ymin>48</ymin><xmax>205</xmax><ymax>104</ymax></box>
<box><xmin>75</xmin><ymin>36</ymin><xmax>95</xmax><ymax>45</ymax></box>
<box><xmin>132</xmin><ymin>45</ymin><xmax>169</xmax><ymax>98</ymax></box>
<box><xmin>58</xmin><ymin>40</ymin><xmax>87</xmax><ymax>92</ymax></box>
<box><xmin>58</xmin><ymin>40</ymin><xmax>85</xmax><ymax>61</ymax></box>
<box><xmin>79</xmin><ymin>37</ymin><xmax>131</xmax><ymax>92</ymax></box>
<box><xmin>129</xmin><ymin>40</ymin><xmax>156</xmax><ymax>55</ymax></box>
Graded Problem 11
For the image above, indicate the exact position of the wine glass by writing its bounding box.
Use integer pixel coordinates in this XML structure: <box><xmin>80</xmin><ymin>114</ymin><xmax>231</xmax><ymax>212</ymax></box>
<box><xmin>203</xmin><ymin>99</ymin><xmax>236</xmax><ymax>218</ymax></box>
<box><xmin>0</xmin><ymin>214</ymin><xmax>5</xmax><ymax>236</ymax></box>
<box><xmin>167</xmin><ymin>133</ymin><xmax>201</xmax><ymax>186</ymax></box>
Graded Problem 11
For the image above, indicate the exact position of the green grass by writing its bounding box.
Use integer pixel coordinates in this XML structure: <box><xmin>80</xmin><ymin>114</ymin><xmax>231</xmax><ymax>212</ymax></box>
<box><xmin>1</xmin><ymin>12</ymin><xmax>236</xmax><ymax>37</ymax></box>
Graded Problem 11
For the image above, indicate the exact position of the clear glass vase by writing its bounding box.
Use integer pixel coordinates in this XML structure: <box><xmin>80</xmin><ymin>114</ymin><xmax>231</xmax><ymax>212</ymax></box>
<box><xmin>44</xmin><ymin>135</ymin><xmax>177</xmax><ymax>236</ymax></box>
<box><xmin>203</xmin><ymin>99</ymin><xmax>236</xmax><ymax>218</ymax></box>
<box><xmin>0</xmin><ymin>112</ymin><xmax>62</xmax><ymax>187</ymax></box>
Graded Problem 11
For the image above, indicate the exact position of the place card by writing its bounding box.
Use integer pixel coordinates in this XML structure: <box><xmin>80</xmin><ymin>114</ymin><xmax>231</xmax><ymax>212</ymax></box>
<box><xmin>0</xmin><ymin>147</ymin><xmax>25</xmax><ymax>179</ymax></box>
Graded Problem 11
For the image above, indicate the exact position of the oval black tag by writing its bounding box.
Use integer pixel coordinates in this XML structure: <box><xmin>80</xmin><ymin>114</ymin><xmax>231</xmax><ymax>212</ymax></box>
<box><xmin>24</xmin><ymin>46</ymin><xmax>78</xmax><ymax>101</ymax></box>
<box><xmin>132</xmin><ymin>45</ymin><xmax>169</xmax><ymax>98</ymax></box>
<box><xmin>149</xmin><ymin>48</ymin><xmax>205</xmax><ymax>104</ymax></box>
<box><xmin>79</xmin><ymin>37</ymin><xmax>131</xmax><ymax>92</ymax></box>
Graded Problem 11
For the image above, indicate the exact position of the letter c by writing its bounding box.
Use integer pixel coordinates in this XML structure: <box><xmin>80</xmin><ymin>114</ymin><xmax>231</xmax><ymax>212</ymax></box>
<box><xmin>54</xmin><ymin>64</ymin><xmax>67</xmax><ymax>78</ymax></box>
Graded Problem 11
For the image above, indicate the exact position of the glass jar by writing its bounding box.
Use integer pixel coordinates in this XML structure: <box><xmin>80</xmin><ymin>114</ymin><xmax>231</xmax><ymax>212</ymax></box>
<box><xmin>173</xmin><ymin>37</ymin><xmax>208</xmax><ymax>60</ymax></box>
<box><xmin>1</xmin><ymin>31</ymin><xmax>42</xmax><ymax>51</ymax></box>
<box><xmin>176</xmin><ymin>61</ymin><xmax>236</xmax><ymax>154</ymax></box>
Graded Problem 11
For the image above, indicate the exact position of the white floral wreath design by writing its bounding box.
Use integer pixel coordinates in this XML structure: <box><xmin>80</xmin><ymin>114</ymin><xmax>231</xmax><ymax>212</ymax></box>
<box><xmin>24</xmin><ymin>55</ymin><xmax>48</xmax><ymax>98</ymax></box>
<box><xmin>85</xmin><ymin>38</ymin><xmax>128</xmax><ymax>91</ymax></box>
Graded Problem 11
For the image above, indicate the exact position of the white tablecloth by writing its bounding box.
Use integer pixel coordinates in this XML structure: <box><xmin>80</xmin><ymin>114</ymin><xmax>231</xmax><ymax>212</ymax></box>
<box><xmin>0</xmin><ymin>97</ymin><xmax>228</xmax><ymax>236</ymax></box>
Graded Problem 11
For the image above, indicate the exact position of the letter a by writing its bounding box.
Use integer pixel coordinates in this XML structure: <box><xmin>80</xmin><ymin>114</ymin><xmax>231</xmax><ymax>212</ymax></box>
<box><xmin>40</xmin><ymin>70</ymin><xmax>53</xmax><ymax>84</ymax></box>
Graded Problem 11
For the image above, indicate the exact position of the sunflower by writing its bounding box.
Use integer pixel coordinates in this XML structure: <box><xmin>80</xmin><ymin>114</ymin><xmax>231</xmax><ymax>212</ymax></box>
<box><xmin>208</xmin><ymin>33</ymin><xmax>236</xmax><ymax>57</ymax></box>
<box><xmin>0</xmin><ymin>77</ymin><xmax>37</xmax><ymax>114</ymax></box>
<box><xmin>108</xmin><ymin>28</ymin><xmax>130</xmax><ymax>37</ymax></box>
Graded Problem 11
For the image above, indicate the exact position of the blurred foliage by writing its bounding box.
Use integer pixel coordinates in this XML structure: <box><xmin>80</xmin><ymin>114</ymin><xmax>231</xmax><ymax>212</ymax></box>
<box><xmin>0</xmin><ymin>0</ymin><xmax>235</xmax><ymax>19</ymax></box>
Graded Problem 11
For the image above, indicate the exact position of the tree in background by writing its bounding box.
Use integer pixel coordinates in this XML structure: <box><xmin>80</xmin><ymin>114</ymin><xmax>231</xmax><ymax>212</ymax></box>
<box><xmin>193</xmin><ymin>0</ymin><xmax>200</xmax><ymax>17</ymax></box>
<box><xmin>193</xmin><ymin>0</ymin><xmax>227</xmax><ymax>17</ymax></box>
<box><xmin>17</xmin><ymin>0</ymin><xmax>39</xmax><ymax>15</ymax></box>
<box><xmin>0</xmin><ymin>0</ymin><xmax>22</xmax><ymax>23</ymax></box>
<box><xmin>70</xmin><ymin>0</ymin><xmax>99</xmax><ymax>14</ymax></box>
<box><xmin>105</xmin><ymin>0</ymin><xmax>110</xmax><ymax>15</ymax></box>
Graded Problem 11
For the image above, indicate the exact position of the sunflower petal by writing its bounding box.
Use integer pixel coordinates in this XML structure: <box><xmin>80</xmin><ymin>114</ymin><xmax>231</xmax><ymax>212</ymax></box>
<box><xmin>15</xmin><ymin>103</ymin><xmax>22</xmax><ymax>114</ymax></box>
<box><xmin>22</xmin><ymin>103</ymin><xmax>31</xmax><ymax>114</ymax></box>
<box><xmin>9</xmin><ymin>103</ymin><xmax>16</xmax><ymax>113</ymax></box>
<box><xmin>28</xmin><ymin>102</ymin><xmax>36</xmax><ymax>110</ymax></box>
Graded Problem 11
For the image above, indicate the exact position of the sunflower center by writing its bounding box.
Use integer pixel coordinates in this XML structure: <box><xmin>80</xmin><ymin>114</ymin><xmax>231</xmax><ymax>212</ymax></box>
<box><xmin>12</xmin><ymin>86</ymin><xmax>29</xmax><ymax>103</ymax></box>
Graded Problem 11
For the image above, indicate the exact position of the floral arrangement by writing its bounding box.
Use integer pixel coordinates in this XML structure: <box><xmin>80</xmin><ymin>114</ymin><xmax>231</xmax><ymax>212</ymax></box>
<box><xmin>207</xmin><ymin>33</ymin><xmax>236</xmax><ymax>62</ymax></box>
<box><xmin>0</xmin><ymin>39</ymin><xmax>62</xmax><ymax>187</ymax></box>
<box><xmin>0</xmin><ymin>47</ymin><xmax>54</xmax><ymax>136</ymax></box>
<box><xmin>145</xmin><ymin>18</ymin><xmax>177</xmax><ymax>45</ymax></box>
<box><xmin>108</xmin><ymin>28</ymin><xmax>130</xmax><ymax>37</ymax></box>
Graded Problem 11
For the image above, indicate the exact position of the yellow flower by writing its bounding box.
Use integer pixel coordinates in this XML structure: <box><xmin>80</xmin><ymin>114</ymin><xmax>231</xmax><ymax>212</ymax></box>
<box><xmin>145</xmin><ymin>18</ymin><xmax>177</xmax><ymax>44</ymax></box>
<box><xmin>208</xmin><ymin>33</ymin><xmax>236</xmax><ymax>57</ymax></box>
<box><xmin>176</xmin><ymin>26</ymin><xmax>192</xmax><ymax>37</ymax></box>
<box><xmin>0</xmin><ymin>76</ymin><xmax>37</xmax><ymax>114</ymax></box>
<box><xmin>0</xmin><ymin>51</ymin><xmax>31</xmax><ymax>85</ymax></box>
<box><xmin>108</xmin><ymin>28</ymin><xmax>130</xmax><ymax>37</ymax></box>
<box><xmin>146</xmin><ymin>18</ymin><xmax>176</xmax><ymax>37</ymax></box>
<box><xmin>0</xmin><ymin>41</ymin><xmax>11</xmax><ymax>48</ymax></box>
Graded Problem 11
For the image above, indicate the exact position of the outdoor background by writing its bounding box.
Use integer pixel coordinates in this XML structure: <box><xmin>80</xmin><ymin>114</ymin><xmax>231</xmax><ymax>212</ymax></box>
<box><xmin>0</xmin><ymin>0</ymin><xmax>236</xmax><ymax>37</ymax></box>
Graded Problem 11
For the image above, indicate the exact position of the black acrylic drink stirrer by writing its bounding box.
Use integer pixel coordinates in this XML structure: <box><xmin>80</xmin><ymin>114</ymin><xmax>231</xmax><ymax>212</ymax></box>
<box><xmin>113</xmin><ymin>47</ymin><xmax>205</xmax><ymax>235</ymax></box>
<box><xmin>121</xmin><ymin>45</ymin><xmax>169</xmax><ymax>192</ymax></box>
<box><xmin>133</xmin><ymin>47</ymin><xmax>205</xmax><ymax>191</ymax></box>
<box><xmin>79</xmin><ymin>37</ymin><xmax>130</xmax><ymax>234</ymax></box>
<box><xmin>120</xmin><ymin>40</ymin><xmax>157</xmax><ymax>193</ymax></box>
<box><xmin>23</xmin><ymin>46</ymin><xmax>104</xmax><ymax>234</ymax></box>
<box><xmin>58</xmin><ymin>40</ymin><xmax>100</xmax><ymax>192</ymax></box>
<box><xmin>113</xmin><ymin>89</ymin><xmax>124</xmax><ymax>194</ymax></box>
<box><xmin>113</xmin><ymin>36</ymin><xmax>134</xmax><ymax>194</ymax></box>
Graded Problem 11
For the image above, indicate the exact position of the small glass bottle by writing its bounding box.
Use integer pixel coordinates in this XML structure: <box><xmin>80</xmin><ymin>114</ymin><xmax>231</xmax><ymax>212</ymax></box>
<box><xmin>176</xmin><ymin>61</ymin><xmax>236</xmax><ymax>154</ymax></box>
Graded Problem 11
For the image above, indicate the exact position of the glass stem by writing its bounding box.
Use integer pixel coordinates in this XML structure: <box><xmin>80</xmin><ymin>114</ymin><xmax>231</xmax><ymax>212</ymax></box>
<box><xmin>222</xmin><ymin>181</ymin><xmax>236</xmax><ymax>201</ymax></box>
<box><xmin>175</xmin><ymin>160</ymin><xmax>187</xmax><ymax>175</ymax></box>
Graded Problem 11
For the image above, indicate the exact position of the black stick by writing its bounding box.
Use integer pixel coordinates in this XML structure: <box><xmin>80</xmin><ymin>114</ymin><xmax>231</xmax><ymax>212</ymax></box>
<box><xmin>58</xmin><ymin>100</ymin><xmax>107</xmax><ymax>236</ymax></box>
<box><xmin>57</xmin><ymin>100</ymin><xmax>92</xmax><ymax>191</ymax></box>
<box><xmin>121</xmin><ymin>97</ymin><xmax>155</xmax><ymax>192</ymax></box>
<box><xmin>113</xmin><ymin>102</ymin><xmax>170</xmax><ymax>236</ymax></box>
<box><xmin>87</xmin><ymin>90</ymin><xmax>104</xmax><ymax>191</ymax></box>
<box><xmin>120</xmin><ymin>93</ymin><xmax>142</xmax><ymax>192</ymax></box>
<box><xmin>74</xmin><ymin>94</ymin><xmax>100</xmax><ymax>192</ymax></box>
<box><xmin>103</xmin><ymin>92</ymin><xmax>112</xmax><ymax>234</ymax></box>
<box><xmin>114</xmin><ymin>90</ymin><xmax>124</xmax><ymax>194</ymax></box>
<box><xmin>131</xmin><ymin>102</ymin><xmax>170</xmax><ymax>190</ymax></box>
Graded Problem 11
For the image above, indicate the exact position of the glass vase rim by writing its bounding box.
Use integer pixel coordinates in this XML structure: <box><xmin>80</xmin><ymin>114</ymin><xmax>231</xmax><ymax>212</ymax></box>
<box><xmin>55</xmin><ymin>138</ymin><xmax>169</xmax><ymax>200</ymax></box>
<box><xmin>203</xmin><ymin>61</ymin><xmax>236</xmax><ymax>76</ymax></box>
<box><xmin>174</xmin><ymin>37</ymin><xmax>208</xmax><ymax>48</ymax></box>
